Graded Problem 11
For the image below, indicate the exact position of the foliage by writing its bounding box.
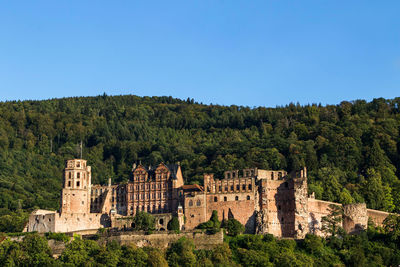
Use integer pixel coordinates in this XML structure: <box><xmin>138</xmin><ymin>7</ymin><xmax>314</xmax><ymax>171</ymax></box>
<box><xmin>197</xmin><ymin>210</ymin><xmax>221</xmax><ymax>234</ymax></box>
<box><xmin>224</xmin><ymin>218</ymin><xmax>245</xmax><ymax>236</ymax></box>
<box><xmin>167</xmin><ymin>216</ymin><xmax>180</xmax><ymax>232</ymax></box>
<box><xmin>1</xmin><ymin>221</ymin><xmax>400</xmax><ymax>266</ymax></box>
<box><xmin>321</xmin><ymin>204</ymin><xmax>343</xmax><ymax>237</ymax></box>
<box><xmin>45</xmin><ymin>232</ymin><xmax>70</xmax><ymax>242</ymax></box>
<box><xmin>132</xmin><ymin>211</ymin><xmax>156</xmax><ymax>232</ymax></box>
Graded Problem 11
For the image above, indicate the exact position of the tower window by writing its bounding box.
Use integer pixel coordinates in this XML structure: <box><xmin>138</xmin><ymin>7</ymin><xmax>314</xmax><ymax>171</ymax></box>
<box><xmin>224</xmin><ymin>196</ymin><xmax>227</xmax><ymax>202</ymax></box>
<box><xmin>236</xmin><ymin>185</ymin><xmax>239</xmax><ymax>191</ymax></box>
<box><xmin>235</xmin><ymin>196</ymin><xmax>239</xmax><ymax>201</ymax></box>
<box><xmin>247</xmin><ymin>195</ymin><xmax>250</xmax><ymax>200</ymax></box>
<box><xmin>230</xmin><ymin>185</ymin><xmax>234</xmax><ymax>191</ymax></box>
<box><xmin>77</xmin><ymin>181</ymin><xmax>80</xmax><ymax>187</ymax></box>
<box><xmin>248</xmin><ymin>184</ymin><xmax>252</xmax><ymax>190</ymax></box>
<box><xmin>77</xmin><ymin>172</ymin><xmax>80</xmax><ymax>179</ymax></box>
<box><xmin>68</xmin><ymin>181</ymin><xmax>71</xmax><ymax>187</ymax></box>
<box><xmin>242</xmin><ymin>184</ymin><xmax>246</xmax><ymax>190</ymax></box>
<box><xmin>69</xmin><ymin>172</ymin><xmax>71</xmax><ymax>179</ymax></box>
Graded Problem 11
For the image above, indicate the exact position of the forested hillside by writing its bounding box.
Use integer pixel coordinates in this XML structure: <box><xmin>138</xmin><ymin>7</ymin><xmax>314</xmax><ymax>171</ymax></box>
<box><xmin>0</xmin><ymin>94</ymin><xmax>400</xmax><ymax>231</ymax></box>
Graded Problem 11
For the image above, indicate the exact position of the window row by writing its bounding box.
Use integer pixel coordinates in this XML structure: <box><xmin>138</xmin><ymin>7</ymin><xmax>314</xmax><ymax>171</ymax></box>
<box><xmin>213</xmin><ymin>195</ymin><xmax>251</xmax><ymax>202</ymax></box>
<box><xmin>188</xmin><ymin>199</ymin><xmax>202</xmax><ymax>207</ymax></box>
<box><xmin>129</xmin><ymin>192</ymin><xmax>168</xmax><ymax>200</ymax></box>
<box><xmin>129</xmin><ymin>183</ymin><xmax>168</xmax><ymax>191</ymax></box>
<box><xmin>129</xmin><ymin>204</ymin><xmax>168</xmax><ymax>214</ymax></box>
<box><xmin>208</xmin><ymin>184</ymin><xmax>252</xmax><ymax>192</ymax></box>
<box><xmin>67</xmin><ymin>172</ymin><xmax>86</xmax><ymax>179</ymax></box>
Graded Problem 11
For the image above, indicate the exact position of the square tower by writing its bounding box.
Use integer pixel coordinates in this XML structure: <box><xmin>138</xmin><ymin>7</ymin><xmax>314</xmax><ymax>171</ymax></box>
<box><xmin>60</xmin><ymin>159</ymin><xmax>92</xmax><ymax>214</ymax></box>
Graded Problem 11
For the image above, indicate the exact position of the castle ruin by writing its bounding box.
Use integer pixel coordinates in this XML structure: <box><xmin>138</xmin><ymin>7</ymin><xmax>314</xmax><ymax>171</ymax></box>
<box><xmin>24</xmin><ymin>159</ymin><xmax>391</xmax><ymax>237</ymax></box>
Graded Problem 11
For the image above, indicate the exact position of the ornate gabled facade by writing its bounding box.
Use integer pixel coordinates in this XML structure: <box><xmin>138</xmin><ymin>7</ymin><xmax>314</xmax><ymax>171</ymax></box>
<box><xmin>25</xmin><ymin>159</ymin><xmax>391</xmax><ymax>237</ymax></box>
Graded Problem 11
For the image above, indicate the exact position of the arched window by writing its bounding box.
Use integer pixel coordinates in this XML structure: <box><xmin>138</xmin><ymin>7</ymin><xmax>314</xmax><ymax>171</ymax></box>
<box><xmin>242</xmin><ymin>184</ymin><xmax>246</xmax><ymax>190</ymax></box>
<box><xmin>235</xmin><ymin>196</ymin><xmax>239</xmax><ymax>201</ymax></box>
<box><xmin>247</xmin><ymin>195</ymin><xmax>250</xmax><ymax>200</ymax></box>
<box><xmin>248</xmin><ymin>184</ymin><xmax>252</xmax><ymax>190</ymax></box>
<box><xmin>196</xmin><ymin>200</ymin><xmax>201</xmax><ymax>206</ymax></box>
<box><xmin>236</xmin><ymin>184</ymin><xmax>239</xmax><ymax>191</ymax></box>
<box><xmin>230</xmin><ymin>185</ymin><xmax>234</xmax><ymax>191</ymax></box>
<box><xmin>224</xmin><ymin>196</ymin><xmax>227</xmax><ymax>202</ymax></box>
<box><xmin>214</xmin><ymin>197</ymin><xmax>218</xmax><ymax>202</ymax></box>
<box><xmin>189</xmin><ymin>200</ymin><xmax>193</xmax><ymax>206</ymax></box>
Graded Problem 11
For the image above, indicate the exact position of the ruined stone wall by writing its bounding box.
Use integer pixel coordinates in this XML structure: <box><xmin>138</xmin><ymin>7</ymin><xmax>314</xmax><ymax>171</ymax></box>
<box><xmin>205</xmin><ymin>192</ymin><xmax>257</xmax><ymax>233</ymax></box>
<box><xmin>24</xmin><ymin>211</ymin><xmax>56</xmax><ymax>233</ymax></box>
<box><xmin>263</xmin><ymin>179</ymin><xmax>295</xmax><ymax>237</ymax></box>
<box><xmin>293</xmin><ymin>177</ymin><xmax>308</xmax><ymax>239</ymax></box>
<box><xmin>343</xmin><ymin>203</ymin><xmax>368</xmax><ymax>234</ymax></box>
<box><xmin>367</xmin><ymin>209</ymin><xmax>390</xmax><ymax>226</ymax></box>
<box><xmin>183</xmin><ymin>193</ymin><xmax>207</xmax><ymax>230</ymax></box>
<box><xmin>307</xmin><ymin>199</ymin><xmax>341</xmax><ymax>236</ymax></box>
<box><xmin>54</xmin><ymin>213</ymin><xmax>108</xmax><ymax>233</ymax></box>
<box><xmin>100</xmin><ymin>231</ymin><xmax>224</xmax><ymax>249</ymax></box>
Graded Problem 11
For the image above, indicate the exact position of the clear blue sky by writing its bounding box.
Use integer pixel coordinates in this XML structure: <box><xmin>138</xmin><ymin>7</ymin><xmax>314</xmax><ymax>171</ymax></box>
<box><xmin>0</xmin><ymin>1</ymin><xmax>399</xmax><ymax>107</ymax></box>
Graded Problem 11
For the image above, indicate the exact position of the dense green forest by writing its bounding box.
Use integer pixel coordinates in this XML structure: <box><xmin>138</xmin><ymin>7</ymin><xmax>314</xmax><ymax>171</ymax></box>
<box><xmin>0</xmin><ymin>94</ymin><xmax>400</xmax><ymax>232</ymax></box>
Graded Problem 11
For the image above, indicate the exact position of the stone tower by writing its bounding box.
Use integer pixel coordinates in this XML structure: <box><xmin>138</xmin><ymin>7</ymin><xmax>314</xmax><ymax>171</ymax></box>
<box><xmin>60</xmin><ymin>159</ymin><xmax>92</xmax><ymax>214</ymax></box>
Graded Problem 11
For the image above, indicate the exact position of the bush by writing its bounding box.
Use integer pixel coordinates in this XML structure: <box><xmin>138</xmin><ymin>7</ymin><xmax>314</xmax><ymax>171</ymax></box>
<box><xmin>167</xmin><ymin>216</ymin><xmax>180</xmax><ymax>232</ymax></box>
<box><xmin>196</xmin><ymin>210</ymin><xmax>221</xmax><ymax>234</ymax></box>
<box><xmin>225</xmin><ymin>218</ymin><xmax>245</xmax><ymax>236</ymax></box>
<box><xmin>45</xmin><ymin>232</ymin><xmax>70</xmax><ymax>243</ymax></box>
<box><xmin>133</xmin><ymin>211</ymin><xmax>155</xmax><ymax>232</ymax></box>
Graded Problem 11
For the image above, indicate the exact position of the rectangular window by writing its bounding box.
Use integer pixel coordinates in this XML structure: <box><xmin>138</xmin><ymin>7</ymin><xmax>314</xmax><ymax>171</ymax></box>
<box><xmin>77</xmin><ymin>181</ymin><xmax>80</xmax><ymax>187</ymax></box>
<box><xmin>68</xmin><ymin>181</ymin><xmax>71</xmax><ymax>187</ymax></box>
<box><xmin>77</xmin><ymin>172</ymin><xmax>80</xmax><ymax>179</ymax></box>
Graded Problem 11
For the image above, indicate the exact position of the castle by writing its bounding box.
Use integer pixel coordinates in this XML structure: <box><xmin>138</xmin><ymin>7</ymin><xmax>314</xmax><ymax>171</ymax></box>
<box><xmin>24</xmin><ymin>159</ymin><xmax>390</xmax><ymax>238</ymax></box>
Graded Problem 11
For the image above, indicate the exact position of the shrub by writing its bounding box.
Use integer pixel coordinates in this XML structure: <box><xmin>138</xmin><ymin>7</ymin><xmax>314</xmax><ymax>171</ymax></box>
<box><xmin>133</xmin><ymin>211</ymin><xmax>155</xmax><ymax>232</ymax></box>
<box><xmin>167</xmin><ymin>216</ymin><xmax>180</xmax><ymax>232</ymax></box>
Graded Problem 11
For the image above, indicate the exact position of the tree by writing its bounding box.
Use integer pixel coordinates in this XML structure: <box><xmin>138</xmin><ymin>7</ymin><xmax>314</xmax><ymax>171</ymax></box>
<box><xmin>383</xmin><ymin>214</ymin><xmax>400</xmax><ymax>242</ymax></box>
<box><xmin>197</xmin><ymin>210</ymin><xmax>221</xmax><ymax>234</ymax></box>
<box><xmin>167</xmin><ymin>237</ymin><xmax>197</xmax><ymax>267</ymax></box>
<box><xmin>224</xmin><ymin>218</ymin><xmax>245</xmax><ymax>236</ymax></box>
<box><xmin>167</xmin><ymin>216</ymin><xmax>180</xmax><ymax>232</ymax></box>
<box><xmin>133</xmin><ymin>211</ymin><xmax>156</xmax><ymax>232</ymax></box>
<box><xmin>321</xmin><ymin>204</ymin><xmax>343</xmax><ymax>237</ymax></box>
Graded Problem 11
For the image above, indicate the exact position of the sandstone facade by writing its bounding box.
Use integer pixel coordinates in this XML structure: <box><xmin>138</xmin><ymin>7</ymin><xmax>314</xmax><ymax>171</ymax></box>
<box><xmin>25</xmin><ymin>159</ymin><xmax>392</xmax><ymax>238</ymax></box>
